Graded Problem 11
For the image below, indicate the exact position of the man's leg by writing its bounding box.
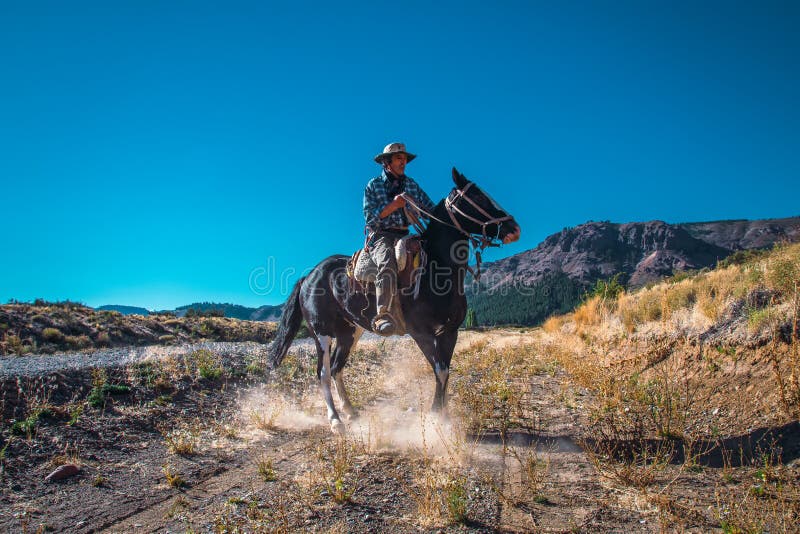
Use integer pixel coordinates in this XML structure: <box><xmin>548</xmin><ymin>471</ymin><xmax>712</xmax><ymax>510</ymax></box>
<box><xmin>370</xmin><ymin>234</ymin><xmax>398</xmax><ymax>335</ymax></box>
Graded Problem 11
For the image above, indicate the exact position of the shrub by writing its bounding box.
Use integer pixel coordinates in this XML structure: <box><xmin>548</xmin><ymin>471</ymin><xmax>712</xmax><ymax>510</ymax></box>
<box><xmin>95</xmin><ymin>332</ymin><xmax>111</xmax><ymax>346</ymax></box>
<box><xmin>42</xmin><ymin>328</ymin><xmax>65</xmax><ymax>342</ymax></box>
<box><xmin>188</xmin><ymin>349</ymin><xmax>223</xmax><ymax>380</ymax></box>
<box><xmin>66</xmin><ymin>335</ymin><xmax>92</xmax><ymax>349</ymax></box>
<box><xmin>764</xmin><ymin>244</ymin><xmax>800</xmax><ymax>296</ymax></box>
<box><xmin>717</xmin><ymin>248</ymin><xmax>768</xmax><ymax>269</ymax></box>
<box><xmin>585</xmin><ymin>273</ymin><xmax>625</xmax><ymax>303</ymax></box>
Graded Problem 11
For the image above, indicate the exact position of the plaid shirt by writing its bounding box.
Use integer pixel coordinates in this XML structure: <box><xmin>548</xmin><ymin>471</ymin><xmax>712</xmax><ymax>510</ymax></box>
<box><xmin>363</xmin><ymin>171</ymin><xmax>435</xmax><ymax>231</ymax></box>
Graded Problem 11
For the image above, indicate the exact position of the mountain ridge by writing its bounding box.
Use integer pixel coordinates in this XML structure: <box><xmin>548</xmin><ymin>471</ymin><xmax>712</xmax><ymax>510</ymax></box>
<box><xmin>468</xmin><ymin>215</ymin><xmax>800</xmax><ymax>325</ymax></box>
<box><xmin>94</xmin><ymin>302</ymin><xmax>283</xmax><ymax>321</ymax></box>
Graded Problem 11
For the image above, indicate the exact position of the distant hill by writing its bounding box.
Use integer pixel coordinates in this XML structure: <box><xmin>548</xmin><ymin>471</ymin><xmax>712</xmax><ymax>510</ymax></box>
<box><xmin>1</xmin><ymin>301</ymin><xmax>274</xmax><ymax>355</ymax></box>
<box><xmin>468</xmin><ymin>216</ymin><xmax>800</xmax><ymax>326</ymax></box>
<box><xmin>96</xmin><ymin>305</ymin><xmax>150</xmax><ymax>316</ymax></box>
<box><xmin>249</xmin><ymin>304</ymin><xmax>283</xmax><ymax>322</ymax></box>
<box><xmin>167</xmin><ymin>302</ymin><xmax>283</xmax><ymax>321</ymax></box>
<box><xmin>173</xmin><ymin>302</ymin><xmax>254</xmax><ymax>320</ymax></box>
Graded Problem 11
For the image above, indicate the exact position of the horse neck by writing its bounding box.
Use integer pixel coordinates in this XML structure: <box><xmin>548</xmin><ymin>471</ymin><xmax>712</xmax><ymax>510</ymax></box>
<box><xmin>422</xmin><ymin>200</ymin><xmax>470</xmax><ymax>271</ymax></box>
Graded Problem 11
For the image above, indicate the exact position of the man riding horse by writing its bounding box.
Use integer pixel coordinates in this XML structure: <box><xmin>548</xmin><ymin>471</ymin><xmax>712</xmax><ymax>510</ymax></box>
<box><xmin>363</xmin><ymin>142</ymin><xmax>435</xmax><ymax>336</ymax></box>
<box><xmin>268</xmin><ymin>150</ymin><xmax>520</xmax><ymax>432</ymax></box>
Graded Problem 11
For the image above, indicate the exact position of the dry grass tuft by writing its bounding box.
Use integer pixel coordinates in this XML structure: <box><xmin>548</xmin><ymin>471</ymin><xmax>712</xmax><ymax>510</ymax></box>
<box><xmin>542</xmin><ymin>315</ymin><xmax>566</xmax><ymax>334</ymax></box>
<box><xmin>573</xmin><ymin>295</ymin><xmax>607</xmax><ymax>328</ymax></box>
<box><xmin>163</xmin><ymin>428</ymin><xmax>198</xmax><ymax>456</ymax></box>
<box><xmin>450</xmin><ymin>341</ymin><xmax>546</xmax><ymax>443</ymax></box>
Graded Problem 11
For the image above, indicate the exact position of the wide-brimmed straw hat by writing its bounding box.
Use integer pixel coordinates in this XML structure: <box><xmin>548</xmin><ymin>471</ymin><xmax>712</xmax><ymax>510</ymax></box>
<box><xmin>374</xmin><ymin>142</ymin><xmax>417</xmax><ymax>164</ymax></box>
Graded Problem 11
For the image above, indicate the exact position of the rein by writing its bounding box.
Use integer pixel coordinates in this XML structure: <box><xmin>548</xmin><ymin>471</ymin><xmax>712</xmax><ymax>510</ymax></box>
<box><xmin>400</xmin><ymin>183</ymin><xmax>512</xmax><ymax>281</ymax></box>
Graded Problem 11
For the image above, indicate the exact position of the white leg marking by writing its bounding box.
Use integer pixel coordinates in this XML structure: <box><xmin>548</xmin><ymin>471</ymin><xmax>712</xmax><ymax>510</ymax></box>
<box><xmin>434</xmin><ymin>362</ymin><xmax>449</xmax><ymax>387</ymax></box>
<box><xmin>334</xmin><ymin>327</ymin><xmax>362</xmax><ymax>418</ymax></box>
<box><xmin>318</xmin><ymin>336</ymin><xmax>338</xmax><ymax>424</ymax></box>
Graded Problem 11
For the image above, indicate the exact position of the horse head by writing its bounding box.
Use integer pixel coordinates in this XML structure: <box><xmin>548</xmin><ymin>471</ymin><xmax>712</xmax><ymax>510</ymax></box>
<box><xmin>447</xmin><ymin>167</ymin><xmax>521</xmax><ymax>244</ymax></box>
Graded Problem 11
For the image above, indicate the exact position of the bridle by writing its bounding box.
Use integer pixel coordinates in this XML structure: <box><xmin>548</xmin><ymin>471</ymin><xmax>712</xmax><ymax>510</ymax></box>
<box><xmin>444</xmin><ymin>182</ymin><xmax>515</xmax><ymax>245</ymax></box>
<box><xmin>401</xmin><ymin>182</ymin><xmax>514</xmax><ymax>281</ymax></box>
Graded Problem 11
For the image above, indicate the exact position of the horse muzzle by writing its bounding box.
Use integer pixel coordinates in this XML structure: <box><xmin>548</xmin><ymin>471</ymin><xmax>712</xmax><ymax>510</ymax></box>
<box><xmin>501</xmin><ymin>221</ymin><xmax>521</xmax><ymax>244</ymax></box>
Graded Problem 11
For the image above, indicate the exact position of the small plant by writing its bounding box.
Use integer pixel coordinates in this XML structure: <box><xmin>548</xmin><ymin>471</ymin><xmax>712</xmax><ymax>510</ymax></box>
<box><xmin>187</xmin><ymin>349</ymin><xmax>223</xmax><ymax>380</ymax></box>
<box><xmin>162</xmin><ymin>464</ymin><xmax>186</xmax><ymax>488</ymax></box>
<box><xmin>250</xmin><ymin>405</ymin><xmax>281</xmax><ymax>432</ymax></box>
<box><xmin>163</xmin><ymin>429</ymin><xmax>197</xmax><ymax>456</ymax></box>
<box><xmin>88</xmin><ymin>383</ymin><xmax>131</xmax><ymax>408</ymax></box>
<box><xmin>217</xmin><ymin>423</ymin><xmax>239</xmax><ymax>439</ymax></box>
<box><xmin>256</xmin><ymin>455</ymin><xmax>277</xmax><ymax>482</ymax></box>
<box><xmin>0</xmin><ymin>438</ymin><xmax>11</xmax><ymax>481</ymax></box>
<box><xmin>316</xmin><ymin>437</ymin><xmax>359</xmax><ymax>504</ymax></box>
<box><xmin>153</xmin><ymin>394</ymin><xmax>173</xmax><ymax>406</ymax></box>
<box><xmin>245</xmin><ymin>362</ymin><xmax>266</xmax><ymax>376</ymax></box>
<box><xmin>92</xmin><ymin>473</ymin><xmax>107</xmax><ymax>487</ymax></box>
<box><xmin>67</xmin><ymin>404</ymin><xmax>83</xmax><ymax>426</ymax></box>
<box><xmin>199</xmin><ymin>365</ymin><xmax>222</xmax><ymax>380</ymax></box>
<box><xmin>10</xmin><ymin>403</ymin><xmax>53</xmax><ymax>438</ymax></box>
<box><xmin>11</xmin><ymin>413</ymin><xmax>40</xmax><ymax>437</ymax></box>
<box><xmin>166</xmin><ymin>496</ymin><xmax>189</xmax><ymax>519</ymax></box>
<box><xmin>445</xmin><ymin>476</ymin><xmax>469</xmax><ymax>523</ymax></box>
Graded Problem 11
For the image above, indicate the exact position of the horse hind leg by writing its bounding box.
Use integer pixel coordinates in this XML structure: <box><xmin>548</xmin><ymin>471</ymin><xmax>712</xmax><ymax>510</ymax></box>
<box><xmin>333</xmin><ymin>327</ymin><xmax>363</xmax><ymax>420</ymax></box>
<box><xmin>316</xmin><ymin>335</ymin><xmax>345</xmax><ymax>434</ymax></box>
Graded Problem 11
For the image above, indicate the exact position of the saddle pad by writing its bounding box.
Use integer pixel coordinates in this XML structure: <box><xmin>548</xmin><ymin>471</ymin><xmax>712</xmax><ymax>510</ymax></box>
<box><xmin>351</xmin><ymin>236</ymin><xmax>422</xmax><ymax>285</ymax></box>
<box><xmin>353</xmin><ymin>248</ymin><xmax>378</xmax><ymax>283</ymax></box>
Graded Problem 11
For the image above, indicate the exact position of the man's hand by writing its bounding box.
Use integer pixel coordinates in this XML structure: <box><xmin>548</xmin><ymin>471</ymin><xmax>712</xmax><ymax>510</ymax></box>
<box><xmin>379</xmin><ymin>194</ymin><xmax>407</xmax><ymax>219</ymax></box>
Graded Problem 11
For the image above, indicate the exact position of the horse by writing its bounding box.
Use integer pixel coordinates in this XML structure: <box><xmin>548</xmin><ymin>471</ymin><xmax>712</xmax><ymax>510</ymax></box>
<box><xmin>268</xmin><ymin>167</ymin><xmax>521</xmax><ymax>433</ymax></box>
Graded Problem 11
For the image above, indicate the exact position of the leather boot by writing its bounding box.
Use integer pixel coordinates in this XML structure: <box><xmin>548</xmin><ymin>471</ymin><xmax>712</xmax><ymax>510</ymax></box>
<box><xmin>373</xmin><ymin>278</ymin><xmax>397</xmax><ymax>336</ymax></box>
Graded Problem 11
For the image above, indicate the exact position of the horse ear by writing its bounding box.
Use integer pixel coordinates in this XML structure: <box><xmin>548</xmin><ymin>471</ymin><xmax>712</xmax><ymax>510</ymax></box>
<box><xmin>452</xmin><ymin>167</ymin><xmax>468</xmax><ymax>189</ymax></box>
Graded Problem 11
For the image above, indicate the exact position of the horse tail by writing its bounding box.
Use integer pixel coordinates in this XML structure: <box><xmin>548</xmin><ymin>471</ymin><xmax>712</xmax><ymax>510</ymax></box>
<box><xmin>268</xmin><ymin>276</ymin><xmax>306</xmax><ymax>369</ymax></box>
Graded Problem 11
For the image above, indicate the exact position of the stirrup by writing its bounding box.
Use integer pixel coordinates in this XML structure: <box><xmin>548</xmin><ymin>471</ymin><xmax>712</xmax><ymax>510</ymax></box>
<box><xmin>373</xmin><ymin>315</ymin><xmax>396</xmax><ymax>336</ymax></box>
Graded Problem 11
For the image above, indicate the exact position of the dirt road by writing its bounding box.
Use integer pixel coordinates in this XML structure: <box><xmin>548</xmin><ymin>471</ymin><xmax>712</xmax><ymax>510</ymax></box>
<box><xmin>0</xmin><ymin>331</ymin><xmax>744</xmax><ymax>532</ymax></box>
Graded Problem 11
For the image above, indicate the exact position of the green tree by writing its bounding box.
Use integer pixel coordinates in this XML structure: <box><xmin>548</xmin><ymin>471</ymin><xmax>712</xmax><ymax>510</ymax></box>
<box><xmin>464</xmin><ymin>308</ymin><xmax>477</xmax><ymax>329</ymax></box>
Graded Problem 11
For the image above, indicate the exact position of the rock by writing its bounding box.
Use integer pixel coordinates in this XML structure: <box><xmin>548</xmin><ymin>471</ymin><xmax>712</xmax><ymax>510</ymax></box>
<box><xmin>45</xmin><ymin>464</ymin><xmax>80</xmax><ymax>482</ymax></box>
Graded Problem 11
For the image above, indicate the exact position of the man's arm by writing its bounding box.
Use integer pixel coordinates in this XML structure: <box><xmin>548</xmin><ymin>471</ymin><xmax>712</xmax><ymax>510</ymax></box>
<box><xmin>363</xmin><ymin>181</ymin><xmax>383</xmax><ymax>229</ymax></box>
<box><xmin>379</xmin><ymin>195</ymin><xmax>406</xmax><ymax>219</ymax></box>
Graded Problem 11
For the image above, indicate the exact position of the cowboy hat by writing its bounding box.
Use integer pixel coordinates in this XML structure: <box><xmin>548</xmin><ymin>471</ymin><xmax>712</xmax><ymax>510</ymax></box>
<box><xmin>374</xmin><ymin>142</ymin><xmax>417</xmax><ymax>164</ymax></box>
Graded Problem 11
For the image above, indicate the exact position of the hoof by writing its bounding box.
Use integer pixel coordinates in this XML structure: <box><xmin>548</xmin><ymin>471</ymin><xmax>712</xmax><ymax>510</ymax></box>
<box><xmin>341</xmin><ymin>406</ymin><xmax>359</xmax><ymax>421</ymax></box>
<box><xmin>330</xmin><ymin>419</ymin><xmax>346</xmax><ymax>434</ymax></box>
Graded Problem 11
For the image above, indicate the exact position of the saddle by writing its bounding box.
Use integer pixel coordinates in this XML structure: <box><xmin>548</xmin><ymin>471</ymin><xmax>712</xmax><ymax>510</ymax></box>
<box><xmin>346</xmin><ymin>235</ymin><xmax>426</xmax><ymax>295</ymax></box>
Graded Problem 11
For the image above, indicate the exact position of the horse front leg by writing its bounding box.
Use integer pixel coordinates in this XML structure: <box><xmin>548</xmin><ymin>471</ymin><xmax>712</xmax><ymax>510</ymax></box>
<box><xmin>432</xmin><ymin>329</ymin><xmax>458</xmax><ymax>413</ymax></box>
<box><xmin>414</xmin><ymin>330</ymin><xmax>457</xmax><ymax>414</ymax></box>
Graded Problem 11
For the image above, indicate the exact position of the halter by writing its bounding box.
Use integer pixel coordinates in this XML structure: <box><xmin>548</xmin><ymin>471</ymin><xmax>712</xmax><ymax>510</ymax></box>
<box><xmin>401</xmin><ymin>182</ymin><xmax>514</xmax><ymax>281</ymax></box>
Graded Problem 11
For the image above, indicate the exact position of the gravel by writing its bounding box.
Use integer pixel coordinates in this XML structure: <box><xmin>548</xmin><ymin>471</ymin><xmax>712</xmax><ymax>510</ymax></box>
<box><xmin>0</xmin><ymin>333</ymin><xmax>387</xmax><ymax>378</ymax></box>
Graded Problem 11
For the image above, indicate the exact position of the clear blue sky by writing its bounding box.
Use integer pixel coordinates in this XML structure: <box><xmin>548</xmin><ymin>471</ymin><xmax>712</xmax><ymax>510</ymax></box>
<box><xmin>1</xmin><ymin>1</ymin><xmax>798</xmax><ymax>310</ymax></box>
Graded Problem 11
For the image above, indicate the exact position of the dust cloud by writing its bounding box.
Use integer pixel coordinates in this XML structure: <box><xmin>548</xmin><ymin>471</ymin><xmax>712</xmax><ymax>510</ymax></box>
<box><xmin>235</xmin><ymin>337</ymin><xmax>467</xmax><ymax>457</ymax></box>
